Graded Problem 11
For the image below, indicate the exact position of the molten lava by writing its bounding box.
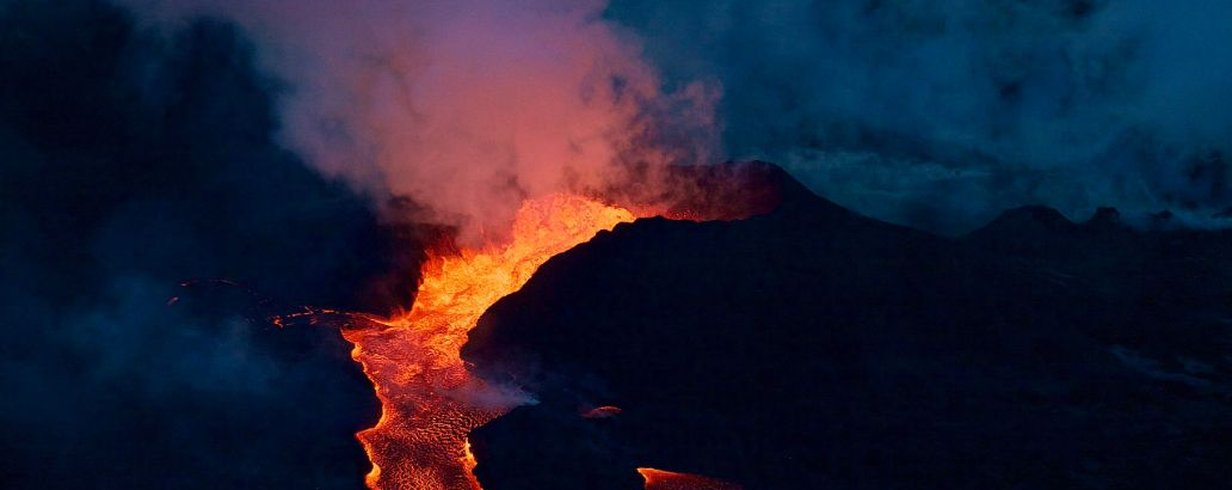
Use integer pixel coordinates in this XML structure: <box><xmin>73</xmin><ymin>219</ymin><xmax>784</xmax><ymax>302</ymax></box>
<box><xmin>341</xmin><ymin>194</ymin><xmax>637</xmax><ymax>490</ymax></box>
<box><xmin>638</xmin><ymin>468</ymin><xmax>744</xmax><ymax>490</ymax></box>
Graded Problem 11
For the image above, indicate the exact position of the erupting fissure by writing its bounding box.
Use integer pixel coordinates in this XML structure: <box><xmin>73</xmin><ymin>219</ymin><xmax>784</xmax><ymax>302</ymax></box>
<box><xmin>341</xmin><ymin>194</ymin><xmax>638</xmax><ymax>490</ymax></box>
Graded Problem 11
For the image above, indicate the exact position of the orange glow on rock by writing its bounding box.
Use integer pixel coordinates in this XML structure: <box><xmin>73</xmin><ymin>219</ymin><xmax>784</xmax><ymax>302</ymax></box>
<box><xmin>581</xmin><ymin>405</ymin><xmax>623</xmax><ymax>418</ymax></box>
<box><xmin>637</xmin><ymin>468</ymin><xmax>743</xmax><ymax>490</ymax></box>
<box><xmin>342</xmin><ymin>194</ymin><xmax>637</xmax><ymax>490</ymax></box>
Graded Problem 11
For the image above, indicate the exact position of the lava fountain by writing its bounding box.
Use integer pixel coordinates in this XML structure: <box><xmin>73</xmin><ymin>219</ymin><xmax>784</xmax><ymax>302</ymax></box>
<box><xmin>341</xmin><ymin>194</ymin><xmax>637</xmax><ymax>489</ymax></box>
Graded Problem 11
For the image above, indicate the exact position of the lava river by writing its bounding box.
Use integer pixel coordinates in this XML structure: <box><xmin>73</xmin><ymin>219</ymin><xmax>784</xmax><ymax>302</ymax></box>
<box><xmin>341</xmin><ymin>194</ymin><xmax>636</xmax><ymax>489</ymax></box>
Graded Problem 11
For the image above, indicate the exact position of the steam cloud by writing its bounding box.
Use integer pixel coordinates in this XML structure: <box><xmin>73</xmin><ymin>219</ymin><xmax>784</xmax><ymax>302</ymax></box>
<box><xmin>126</xmin><ymin>0</ymin><xmax>1232</xmax><ymax>235</ymax></box>
<box><xmin>125</xmin><ymin>0</ymin><xmax>719</xmax><ymax>244</ymax></box>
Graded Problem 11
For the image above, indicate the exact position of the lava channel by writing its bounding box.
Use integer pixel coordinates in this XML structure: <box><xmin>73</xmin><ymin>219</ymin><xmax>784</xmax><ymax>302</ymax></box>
<box><xmin>342</xmin><ymin>194</ymin><xmax>637</xmax><ymax>490</ymax></box>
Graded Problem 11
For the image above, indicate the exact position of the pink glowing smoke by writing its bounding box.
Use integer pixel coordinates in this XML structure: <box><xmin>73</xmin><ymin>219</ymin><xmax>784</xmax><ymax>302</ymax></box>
<box><xmin>126</xmin><ymin>0</ymin><xmax>719</xmax><ymax>244</ymax></box>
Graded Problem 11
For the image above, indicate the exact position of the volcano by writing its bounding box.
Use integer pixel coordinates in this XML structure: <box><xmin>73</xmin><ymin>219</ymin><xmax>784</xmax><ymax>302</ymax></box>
<box><xmin>12</xmin><ymin>3</ymin><xmax>1232</xmax><ymax>489</ymax></box>
<box><xmin>457</xmin><ymin>163</ymin><xmax>1232</xmax><ymax>489</ymax></box>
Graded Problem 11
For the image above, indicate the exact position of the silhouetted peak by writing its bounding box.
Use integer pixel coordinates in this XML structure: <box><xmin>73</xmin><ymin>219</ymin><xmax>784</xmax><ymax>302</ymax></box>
<box><xmin>971</xmin><ymin>205</ymin><xmax>1076</xmax><ymax>236</ymax></box>
<box><xmin>1087</xmin><ymin>206</ymin><xmax>1122</xmax><ymax>227</ymax></box>
<box><xmin>961</xmin><ymin>205</ymin><xmax>1088</xmax><ymax>257</ymax></box>
<box><xmin>729</xmin><ymin>160</ymin><xmax>820</xmax><ymax>206</ymax></box>
<box><xmin>656</xmin><ymin>161</ymin><xmax>856</xmax><ymax>222</ymax></box>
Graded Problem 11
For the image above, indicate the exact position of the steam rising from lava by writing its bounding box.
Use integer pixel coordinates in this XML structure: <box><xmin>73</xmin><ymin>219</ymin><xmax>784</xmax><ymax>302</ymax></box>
<box><xmin>125</xmin><ymin>0</ymin><xmax>719</xmax><ymax>244</ymax></box>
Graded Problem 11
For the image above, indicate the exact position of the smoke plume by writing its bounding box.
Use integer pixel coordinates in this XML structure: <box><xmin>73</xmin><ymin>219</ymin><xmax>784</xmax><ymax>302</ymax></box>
<box><xmin>125</xmin><ymin>0</ymin><xmax>719</xmax><ymax>244</ymax></box>
<box><xmin>105</xmin><ymin>0</ymin><xmax>1232</xmax><ymax>235</ymax></box>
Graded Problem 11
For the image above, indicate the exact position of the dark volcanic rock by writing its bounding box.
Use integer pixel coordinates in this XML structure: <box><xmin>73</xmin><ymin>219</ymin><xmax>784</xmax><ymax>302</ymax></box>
<box><xmin>463</xmin><ymin>164</ymin><xmax>1232</xmax><ymax>490</ymax></box>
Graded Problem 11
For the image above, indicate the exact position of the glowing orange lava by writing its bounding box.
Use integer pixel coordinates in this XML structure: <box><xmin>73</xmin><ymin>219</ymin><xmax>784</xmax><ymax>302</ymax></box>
<box><xmin>638</xmin><ymin>468</ymin><xmax>744</xmax><ymax>490</ymax></box>
<box><xmin>341</xmin><ymin>194</ymin><xmax>637</xmax><ymax>490</ymax></box>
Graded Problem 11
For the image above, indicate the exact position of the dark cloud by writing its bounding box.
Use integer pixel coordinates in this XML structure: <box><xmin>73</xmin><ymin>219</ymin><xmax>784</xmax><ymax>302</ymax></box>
<box><xmin>606</xmin><ymin>0</ymin><xmax>1232</xmax><ymax>233</ymax></box>
<box><xmin>0</xmin><ymin>1</ymin><xmax>412</xmax><ymax>487</ymax></box>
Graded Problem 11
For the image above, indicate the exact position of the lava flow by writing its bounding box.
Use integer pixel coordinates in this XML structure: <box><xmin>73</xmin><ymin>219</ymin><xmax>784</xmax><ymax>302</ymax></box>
<box><xmin>638</xmin><ymin>468</ymin><xmax>744</xmax><ymax>490</ymax></box>
<box><xmin>341</xmin><ymin>194</ymin><xmax>637</xmax><ymax>490</ymax></box>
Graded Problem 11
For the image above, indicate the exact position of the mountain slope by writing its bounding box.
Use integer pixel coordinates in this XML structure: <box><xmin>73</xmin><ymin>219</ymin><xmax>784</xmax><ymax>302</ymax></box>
<box><xmin>462</xmin><ymin>163</ymin><xmax>1232</xmax><ymax>490</ymax></box>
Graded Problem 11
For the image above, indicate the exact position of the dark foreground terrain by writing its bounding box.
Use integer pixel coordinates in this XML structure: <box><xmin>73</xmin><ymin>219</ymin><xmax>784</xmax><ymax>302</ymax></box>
<box><xmin>464</xmin><ymin>163</ymin><xmax>1232</xmax><ymax>490</ymax></box>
